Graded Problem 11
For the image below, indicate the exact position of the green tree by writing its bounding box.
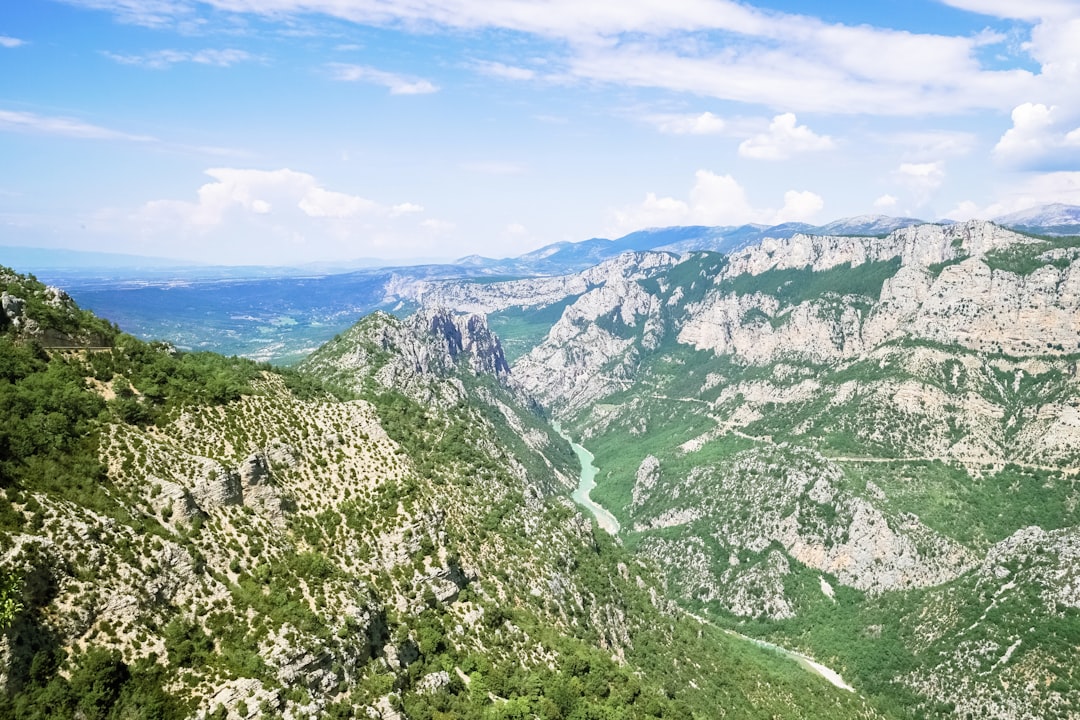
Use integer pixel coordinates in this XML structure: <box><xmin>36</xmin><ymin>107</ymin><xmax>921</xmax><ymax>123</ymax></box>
<box><xmin>0</xmin><ymin>572</ymin><xmax>23</xmax><ymax>629</ymax></box>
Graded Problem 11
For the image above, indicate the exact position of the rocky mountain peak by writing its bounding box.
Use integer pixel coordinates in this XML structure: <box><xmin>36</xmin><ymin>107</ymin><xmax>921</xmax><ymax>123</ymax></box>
<box><xmin>420</xmin><ymin>307</ymin><xmax>509</xmax><ymax>378</ymax></box>
<box><xmin>299</xmin><ymin>307</ymin><xmax>514</xmax><ymax>406</ymax></box>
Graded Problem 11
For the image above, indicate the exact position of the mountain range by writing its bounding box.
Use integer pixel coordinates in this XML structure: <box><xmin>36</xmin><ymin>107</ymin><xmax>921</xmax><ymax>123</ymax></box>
<box><xmin>1</xmin><ymin>209</ymin><xmax>1079</xmax><ymax>718</ymax></box>
<box><xmin>11</xmin><ymin>204</ymin><xmax>1078</xmax><ymax>366</ymax></box>
<box><xmin>392</xmin><ymin>218</ymin><xmax>1080</xmax><ymax>718</ymax></box>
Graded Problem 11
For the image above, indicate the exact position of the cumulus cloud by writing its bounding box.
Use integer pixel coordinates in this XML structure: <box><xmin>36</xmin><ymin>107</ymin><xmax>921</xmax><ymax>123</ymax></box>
<box><xmin>738</xmin><ymin>113</ymin><xmax>834</xmax><ymax>160</ymax></box>
<box><xmin>506</xmin><ymin>222</ymin><xmax>527</xmax><ymax>235</ymax></box>
<box><xmin>648</xmin><ymin>112</ymin><xmax>726</xmax><ymax>135</ymax></box>
<box><xmin>106</xmin><ymin>167</ymin><xmax>434</xmax><ymax>264</ymax></box>
<box><xmin>873</xmin><ymin>194</ymin><xmax>898</xmax><ymax>209</ymax></box>
<box><xmin>140</xmin><ymin>168</ymin><xmax>414</xmax><ymax>226</ymax></box>
<box><xmin>103</xmin><ymin>48</ymin><xmax>257</xmax><ymax>68</ymax></box>
<box><xmin>994</xmin><ymin>102</ymin><xmax>1080</xmax><ymax>168</ymax></box>
<box><xmin>946</xmin><ymin>171</ymin><xmax>1080</xmax><ymax>220</ymax></box>
<box><xmin>896</xmin><ymin>161</ymin><xmax>946</xmax><ymax>207</ymax></box>
<box><xmin>0</xmin><ymin>36</ymin><xmax>26</xmax><ymax>48</ymax></box>
<box><xmin>390</xmin><ymin>202</ymin><xmax>424</xmax><ymax>216</ymax></box>
<box><xmin>0</xmin><ymin>109</ymin><xmax>155</xmax><ymax>142</ymax></box>
<box><xmin>775</xmin><ymin>190</ymin><xmax>826</xmax><ymax>223</ymax></box>
<box><xmin>297</xmin><ymin>186</ymin><xmax>377</xmax><ymax>218</ymax></box>
<box><xmin>611</xmin><ymin>169</ymin><xmax>823</xmax><ymax>233</ymax></box>
<box><xmin>327</xmin><ymin>63</ymin><xmax>438</xmax><ymax>94</ymax></box>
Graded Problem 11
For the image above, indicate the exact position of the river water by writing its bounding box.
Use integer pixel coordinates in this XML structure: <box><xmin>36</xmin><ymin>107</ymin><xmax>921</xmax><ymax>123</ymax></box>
<box><xmin>557</xmin><ymin>423</ymin><xmax>851</xmax><ymax>690</ymax></box>
<box><xmin>552</xmin><ymin>422</ymin><xmax>853</xmax><ymax>692</ymax></box>
<box><xmin>552</xmin><ymin>422</ymin><xmax>621</xmax><ymax>535</ymax></box>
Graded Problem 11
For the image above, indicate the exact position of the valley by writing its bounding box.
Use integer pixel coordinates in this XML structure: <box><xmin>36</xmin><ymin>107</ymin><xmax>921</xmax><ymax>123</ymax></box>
<box><xmin>10</xmin><ymin>1</ymin><xmax>1080</xmax><ymax>717</ymax></box>
<box><xmin>402</xmin><ymin>218</ymin><xmax>1080</xmax><ymax>718</ymax></box>
<box><xmin>2</xmin><ymin>212</ymin><xmax>1080</xmax><ymax>718</ymax></box>
<box><xmin>553</xmin><ymin>423</ymin><xmax>620</xmax><ymax>536</ymax></box>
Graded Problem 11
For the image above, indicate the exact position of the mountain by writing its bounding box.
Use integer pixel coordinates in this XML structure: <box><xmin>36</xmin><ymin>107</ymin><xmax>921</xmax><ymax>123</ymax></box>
<box><xmin>404</xmin><ymin>220</ymin><xmax>1080</xmax><ymax>718</ymax></box>
<box><xmin>24</xmin><ymin>212</ymin><xmax>1031</xmax><ymax>365</ymax></box>
<box><xmin>815</xmin><ymin>214</ymin><xmax>928</xmax><ymax>236</ymax></box>
<box><xmin>0</xmin><ymin>264</ymin><xmax>884</xmax><ymax>719</ymax></box>
<box><xmin>994</xmin><ymin>203</ymin><xmax>1080</xmax><ymax>236</ymax></box>
<box><xmin>491</xmin><ymin>216</ymin><xmax>930</xmax><ymax>275</ymax></box>
<box><xmin>5</xmin><ymin>211</ymin><xmax>1080</xmax><ymax>717</ymax></box>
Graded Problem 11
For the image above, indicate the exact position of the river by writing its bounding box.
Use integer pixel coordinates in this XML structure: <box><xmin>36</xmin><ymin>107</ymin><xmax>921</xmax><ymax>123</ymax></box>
<box><xmin>553</xmin><ymin>423</ymin><xmax>853</xmax><ymax>692</ymax></box>
<box><xmin>552</xmin><ymin>422</ymin><xmax>621</xmax><ymax>535</ymax></box>
<box><xmin>727</xmin><ymin>630</ymin><xmax>854</xmax><ymax>692</ymax></box>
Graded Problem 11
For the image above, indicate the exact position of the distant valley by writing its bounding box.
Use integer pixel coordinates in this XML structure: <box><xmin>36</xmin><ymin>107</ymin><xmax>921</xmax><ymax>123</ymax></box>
<box><xmin>17</xmin><ymin>205</ymin><xmax>1079</xmax><ymax>365</ymax></box>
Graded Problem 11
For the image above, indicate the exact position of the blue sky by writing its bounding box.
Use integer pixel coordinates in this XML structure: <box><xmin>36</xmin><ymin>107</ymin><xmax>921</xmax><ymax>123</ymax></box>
<box><xmin>1</xmin><ymin>0</ymin><xmax>1079</xmax><ymax>265</ymax></box>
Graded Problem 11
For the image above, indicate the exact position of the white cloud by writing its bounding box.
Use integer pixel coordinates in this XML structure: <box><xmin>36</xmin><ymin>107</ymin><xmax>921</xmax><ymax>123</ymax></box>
<box><xmin>874</xmin><ymin>194</ymin><xmax>898</xmax><ymax>209</ymax></box>
<box><xmin>994</xmin><ymin>102</ymin><xmax>1080</xmax><ymax>168</ymax></box>
<box><xmin>889</xmin><ymin>130</ymin><xmax>977</xmax><ymax>159</ymax></box>
<box><xmin>390</xmin><ymin>202</ymin><xmax>424</xmax><ymax>216</ymax></box>
<box><xmin>0</xmin><ymin>36</ymin><xmax>26</xmax><ymax>48</ymax></box>
<box><xmin>100</xmin><ymin>167</ymin><xmax>436</xmax><ymax>264</ymax></box>
<box><xmin>0</xmin><ymin>109</ymin><xmax>155</xmax><ymax>142</ymax></box>
<box><xmin>298</xmin><ymin>186</ymin><xmax>377</xmax><ymax>218</ymax></box>
<box><xmin>938</xmin><ymin>1</ymin><xmax>1078</xmax><ymax>21</ymax></box>
<box><xmin>896</xmin><ymin>161</ymin><xmax>946</xmax><ymax>207</ymax></box>
<box><xmin>611</xmin><ymin>169</ymin><xmax>823</xmax><ymax>233</ymax></box>
<box><xmin>72</xmin><ymin>0</ymin><xmax>1055</xmax><ymax>115</ymax></box>
<box><xmin>738</xmin><ymin>113</ymin><xmax>834</xmax><ymax>160</ymax></box>
<box><xmin>648</xmin><ymin>111</ymin><xmax>726</xmax><ymax>135</ymax></box>
<box><xmin>506</xmin><ymin>223</ymin><xmax>527</xmax><ymax>235</ymax></box>
<box><xmin>944</xmin><ymin>200</ymin><xmax>983</xmax><ymax>221</ymax></box>
<box><xmin>473</xmin><ymin>61</ymin><xmax>536</xmax><ymax>81</ymax></box>
<box><xmin>421</xmin><ymin>218</ymin><xmax>456</xmax><ymax>233</ymax></box>
<box><xmin>775</xmin><ymin>190</ymin><xmax>825</xmax><ymax>223</ymax></box>
<box><xmin>327</xmin><ymin>63</ymin><xmax>438</xmax><ymax>94</ymax></box>
<box><xmin>58</xmin><ymin>0</ymin><xmax>196</xmax><ymax>28</ymax></box>
<box><xmin>946</xmin><ymin>171</ymin><xmax>1080</xmax><ymax>220</ymax></box>
<box><xmin>141</xmin><ymin>168</ymin><xmax>413</xmax><ymax>226</ymax></box>
<box><xmin>103</xmin><ymin>48</ymin><xmax>256</xmax><ymax>69</ymax></box>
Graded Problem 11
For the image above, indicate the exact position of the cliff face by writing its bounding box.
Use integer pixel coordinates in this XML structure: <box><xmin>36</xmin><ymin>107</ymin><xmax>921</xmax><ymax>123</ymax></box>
<box><xmin>396</xmin><ymin>221</ymin><xmax>1080</xmax><ymax>718</ymax></box>
<box><xmin>5</xmin><ymin>213</ymin><xmax>1080</xmax><ymax>718</ymax></box>
<box><xmin>0</xmin><ymin>270</ymin><xmax>884</xmax><ymax>720</ymax></box>
<box><xmin>507</xmin><ymin>222</ymin><xmax>1080</xmax><ymax>413</ymax></box>
<box><xmin>298</xmin><ymin>308</ymin><xmax>510</xmax><ymax>407</ymax></box>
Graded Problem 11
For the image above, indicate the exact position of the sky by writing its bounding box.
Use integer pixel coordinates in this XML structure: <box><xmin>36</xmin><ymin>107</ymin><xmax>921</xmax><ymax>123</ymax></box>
<box><xmin>1</xmin><ymin>0</ymin><xmax>1079</xmax><ymax>266</ymax></box>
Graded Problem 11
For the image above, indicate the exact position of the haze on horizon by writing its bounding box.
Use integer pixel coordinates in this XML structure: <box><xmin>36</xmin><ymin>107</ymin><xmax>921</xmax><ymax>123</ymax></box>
<box><xmin>1</xmin><ymin>0</ymin><xmax>1079</xmax><ymax>266</ymax></box>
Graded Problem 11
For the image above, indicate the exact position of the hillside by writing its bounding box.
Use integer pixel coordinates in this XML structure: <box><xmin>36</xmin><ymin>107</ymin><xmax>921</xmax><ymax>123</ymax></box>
<box><xmin>407</xmin><ymin>221</ymin><xmax>1080</xmax><ymax>718</ymax></box>
<box><xmin>0</xmin><ymin>266</ymin><xmax>883</xmax><ymax>719</ymax></box>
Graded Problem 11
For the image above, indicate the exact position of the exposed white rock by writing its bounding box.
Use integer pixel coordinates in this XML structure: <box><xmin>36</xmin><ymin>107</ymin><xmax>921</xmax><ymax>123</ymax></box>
<box><xmin>400</xmin><ymin>251</ymin><xmax>679</xmax><ymax>314</ymax></box>
<box><xmin>631</xmin><ymin>455</ymin><xmax>661</xmax><ymax>511</ymax></box>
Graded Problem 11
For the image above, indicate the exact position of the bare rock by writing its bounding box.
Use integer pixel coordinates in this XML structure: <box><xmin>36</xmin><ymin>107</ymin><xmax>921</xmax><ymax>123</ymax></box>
<box><xmin>190</xmin><ymin>458</ymin><xmax>242</xmax><ymax>509</ymax></box>
<box><xmin>631</xmin><ymin>456</ymin><xmax>661</xmax><ymax>511</ymax></box>
<box><xmin>415</xmin><ymin>670</ymin><xmax>451</xmax><ymax>694</ymax></box>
